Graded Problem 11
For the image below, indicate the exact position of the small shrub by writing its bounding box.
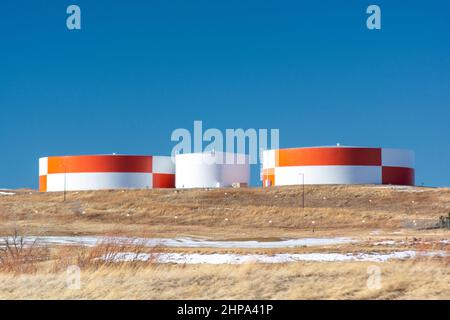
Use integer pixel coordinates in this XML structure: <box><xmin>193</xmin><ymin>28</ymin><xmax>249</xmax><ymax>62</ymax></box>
<box><xmin>52</xmin><ymin>238</ymin><xmax>158</xmax><ymax>271</ymax></box>
<box><xmin>0</xmin><ymin>229</ymin><xmax>49</xmax><ymax>273</ymax></box>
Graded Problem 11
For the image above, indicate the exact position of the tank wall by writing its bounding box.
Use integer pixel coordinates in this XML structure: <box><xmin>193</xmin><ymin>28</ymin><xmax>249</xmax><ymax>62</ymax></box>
<box><xmin>262</xmin><ymin>147</ymin><xmax>415</xmax><ymax>186</ymax></box>
<box><xmin>274</xmin><ymin>166</ymin><xmax>382</xmax><ymax>185</ymax></box>
<box><xmin>175</xmin><ymin>153</ymin><xmax>221</xmax><ymax>188</ymax></box>
<box><xmin>175</xmin><ymin>152</ymin><xmax>250</xmax><ymax>188</ymax></box>
<box><xmin>39</xmin><ymin>155</ymin><xmax>174</xmax><ymax>192</ymax></box>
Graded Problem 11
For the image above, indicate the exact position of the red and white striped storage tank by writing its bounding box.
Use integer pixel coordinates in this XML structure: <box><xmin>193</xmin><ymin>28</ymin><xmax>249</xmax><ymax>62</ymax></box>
<box><xmin>39</xmin><ymin>155</ymin><xmax>175</xmax><ymax>192</ymax></box>
<box><xmin>261</xmin><ymin>146</ymin><xmax>414</xmax><ymax>186</ymax></box>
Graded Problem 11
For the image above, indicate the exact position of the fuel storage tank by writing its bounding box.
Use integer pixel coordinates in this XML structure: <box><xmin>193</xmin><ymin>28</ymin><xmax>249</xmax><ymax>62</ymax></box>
<box><xmin>262</xmin><ymin>146</ymin><xmax>414</xmax><ymax>186</ymax></box>
<box><xmin>175</xmin><ymin>152</ymin><xmax>250</xmax><ymax>188</ymax></box>
<box><xmin>39</xmin><ymin>154</ymin><xmax>175</xmax><ymax>192</ymax></box>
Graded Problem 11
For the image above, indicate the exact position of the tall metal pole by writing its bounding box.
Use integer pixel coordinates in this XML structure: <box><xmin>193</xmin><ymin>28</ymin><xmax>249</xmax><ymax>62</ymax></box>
<box><xmin>64</xmin><ymin>167</ymin><xmax>66</xmax><ymax>202</ymax></box>
<box><xmin>62</xmin><ymin>163</ymin><xmax>67</xmax><ymax>202</ymax></box>
<box><xmin>302</xmin><ymin>173</ymin><xmax>305</xmax><ymax>209</ymax></box>
<box><xmin>299</xmin><ymin>173</ymin><xmax>305</xmax><ymax>209</ymax></box>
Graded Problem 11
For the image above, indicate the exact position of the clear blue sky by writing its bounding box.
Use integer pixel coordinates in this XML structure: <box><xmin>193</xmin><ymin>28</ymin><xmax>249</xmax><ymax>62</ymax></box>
<box><xmin>0</xmin><ymin>0</ymin><xmax>449</xmax><ymax>188</ymax></box>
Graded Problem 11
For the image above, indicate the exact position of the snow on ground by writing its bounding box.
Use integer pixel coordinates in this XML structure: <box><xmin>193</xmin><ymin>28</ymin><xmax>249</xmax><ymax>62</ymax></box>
<box><xmin>0</xmin><ymin>191</ymin><xmax>15</xmax><ymax>195</ymax></box>
<box><xmin>369</xmin><ymin>185</ymin><xmax>426</xmax><ymax>193</ymax></box>
<box><xmin>373</xmin><ymin>240</ymin><xmax>398</xmax><ymax>246</ymax></box>
<box><xmin>0</xmin><ymin>236</ymin><xmax>355</xmax><ymax>248</ymax></box>
<box><xmin>2</xmin><ymin>236</ymin><xmax>447</xmax><ymax>250</ymax></box>
<box><xmin>373</xmin><ymin>239</ymin><xmax>449</xmax><ymax>246</ymax></box>
<box><xmin>1</xmin><ymin>235</ymin><xmax>446</xmax><ymax>264</ymax></box>
<box><xmin>102</xmin><ymin>250</ymin><xmax>448</xmax><ymax>264</ymax></box>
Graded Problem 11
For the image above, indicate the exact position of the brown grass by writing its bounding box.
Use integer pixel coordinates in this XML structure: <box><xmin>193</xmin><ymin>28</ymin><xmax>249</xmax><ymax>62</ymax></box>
<box><xmin>0</xmin><ymin>232</ymin><xmax>447</xmax><ymax>299</ymax></box>
<box><xmin>1</xmin><ymin>185</ymin><xmax>449</xmax><ymax>239</ymax></box>
<box><xmin>0</xmin><ymin>257</ymin><xmax>447</xmax><ymax>299</ymax></box>
<box><xmin>0</xmin><ymin>185</ymin><xmax>448</xmax><ymax>299</ymax></box>
<box><xmin>51</xmin><ymin>240</ymin><xmax>156</xmax><ymax>272</ymax></box>
<box><xmin>0</xmin><ymin>229</ymin><xmax>49</xmax><ymax>274</ymax></box>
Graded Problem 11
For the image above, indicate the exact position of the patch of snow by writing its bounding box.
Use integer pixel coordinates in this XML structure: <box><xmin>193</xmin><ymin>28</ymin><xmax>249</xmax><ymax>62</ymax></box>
<box><xmin>0</xmin><ymin>191</ymin><xmax>15</xmax><ymax>195</ymax></box>
<box><xmin>102</xmin><ymin>250</ymin><xmax>447</xmax><ymax>264</ymax></box>
<box><xmin>373</xmin><ymin>240</ymin><xmax>397</xmax><ymax>246</ymax></box>
<box><xmin>370</xmin><ymin>185</ymin><xmax>425</xmax><ymax>193</ymax></box>
<box><xmin>420</xmin><ymin>250</ymin><xmax>448</xmax><ymax>257</ymax></box>
<box><xmin>0</xmin><ymin>236</ymin><xmax>355</xmax><ymax>249</ymax></box>
<box><xmin>373</xmin><ymin>239</ymin><xmax>449</xmax><ymax>246</ymax></box>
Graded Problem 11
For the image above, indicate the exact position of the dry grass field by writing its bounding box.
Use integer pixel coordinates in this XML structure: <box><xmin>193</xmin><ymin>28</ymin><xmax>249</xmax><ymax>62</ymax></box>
<box><xmin>0</xmin><ymin>185</ymin><xmax>449</xmax><ymax>299</ymax></box>
<box><xmin>1</xmin><ymin>184</ymin><xmax>449</xmax><ymax>238</ymax></box>
<box><xmin>0</xmin><ymin>259</ymin><xmax>448</xmax><ymax>299</ymax></box>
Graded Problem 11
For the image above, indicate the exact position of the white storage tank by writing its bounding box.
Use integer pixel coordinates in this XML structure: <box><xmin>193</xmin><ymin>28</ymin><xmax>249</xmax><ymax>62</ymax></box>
<box><xmin>175</xmin><ymin>152</ymin><xmax>250</xmax><ymax>188</ymax></box>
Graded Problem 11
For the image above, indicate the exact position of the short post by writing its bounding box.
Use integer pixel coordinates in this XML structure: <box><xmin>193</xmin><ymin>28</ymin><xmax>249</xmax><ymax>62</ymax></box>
<box><xmin>447</xmin><ymin>213</ymin><xmax>450</xmax><ymax>230</ymax></box>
